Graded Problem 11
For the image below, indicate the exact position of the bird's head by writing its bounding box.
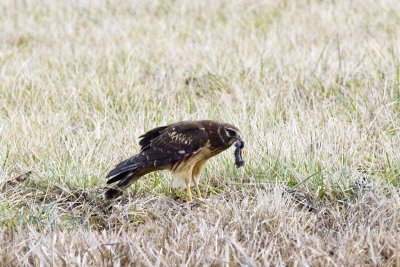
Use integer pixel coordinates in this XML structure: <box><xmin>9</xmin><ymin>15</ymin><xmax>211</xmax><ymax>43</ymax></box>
<box><xmin>219</xmin><ymin>123</ymin><xmax>245</xmax><ymax>168</ymax></box>
<box><xmin>219</xmin><ymin>123</ymin><xmax>243</xmax><ymax>146</ymax></box>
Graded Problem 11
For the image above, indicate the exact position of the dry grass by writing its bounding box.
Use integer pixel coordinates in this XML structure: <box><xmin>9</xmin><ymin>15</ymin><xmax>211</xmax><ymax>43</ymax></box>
<box><xmin>1</xmin><ymin>0</ymin><xmax>400</xmax><ymax>266</ymax></box>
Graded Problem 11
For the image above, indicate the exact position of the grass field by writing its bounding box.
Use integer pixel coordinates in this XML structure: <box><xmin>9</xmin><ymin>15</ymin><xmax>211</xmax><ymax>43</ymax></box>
<box><xmin>1</xmin><ymin>0</ymin><xmax>400</xmax><ymax>265</ymax></box>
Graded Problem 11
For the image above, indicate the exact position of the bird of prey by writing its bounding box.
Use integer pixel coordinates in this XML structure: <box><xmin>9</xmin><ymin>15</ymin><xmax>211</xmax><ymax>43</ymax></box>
<box><xmin>105</xmin><ymin>120</ymin><xmax>245</xmax><ymax>201</ymax></box>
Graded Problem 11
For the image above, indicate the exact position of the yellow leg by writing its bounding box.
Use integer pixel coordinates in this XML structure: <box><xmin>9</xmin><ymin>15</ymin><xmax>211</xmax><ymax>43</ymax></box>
<box><xmin>195</xmin><ymin>183</ymin><xmax>202</xmax><ymax>199</ymax></box>
<box><xmin>186</xmin><ymin>183</ymin><xmax>193</xmax><ymax>201</ymax></box>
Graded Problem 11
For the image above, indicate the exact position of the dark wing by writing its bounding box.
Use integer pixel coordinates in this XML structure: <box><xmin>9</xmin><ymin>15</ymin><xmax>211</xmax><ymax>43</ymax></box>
<box><xmin>138</xmin><ymin>125</ymin><xmax>168</xmax><ymax>148</ymax></box>
<box><xmin>106</xmin><ymin>122</ymin><xmax>209</xmax><ymax>183</ymax></box>
<box><xmin>138</xmin><ymin>121</ymin><xmax>206</xmax><ymax>151</ymax></box>
<box><xmin>106</xmin><ymin>125</ymin><xmax>169</xmax><ymax>181</ymax></box>
<box><xmin>138</xmin><ymin>124</ymin><xmax>209</xmax><ymax>167</ymax></box>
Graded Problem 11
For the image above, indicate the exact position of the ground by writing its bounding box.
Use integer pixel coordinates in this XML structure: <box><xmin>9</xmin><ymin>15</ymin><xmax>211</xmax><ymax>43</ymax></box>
<box><xmin>1</xmin><ymin>0</ymin><xmax>400</xmax><ymax>266</ymax></box>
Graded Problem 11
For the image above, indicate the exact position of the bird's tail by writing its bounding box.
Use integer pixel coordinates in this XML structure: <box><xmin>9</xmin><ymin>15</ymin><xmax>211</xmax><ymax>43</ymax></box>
<box><xmin>105</xmin><ymin>170</ymin><xmax>142</xmax><ymax>200</ymax></box>
<box><xmin>105</xmin><ymin>153</ymin><xmax>159</xmax><ymax>200</ymax></box>
<box><xmin>105</xmin><ymin>154</ymin><xmax>144</xmax><ymax>200</ymax></box>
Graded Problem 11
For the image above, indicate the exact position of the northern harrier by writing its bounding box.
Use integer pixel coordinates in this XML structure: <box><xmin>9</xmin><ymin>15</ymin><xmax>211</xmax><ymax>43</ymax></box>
<box><xmin>105</xmin><ymin>120</ymin><xmax>244</xmax><ymax>201</ymax></box>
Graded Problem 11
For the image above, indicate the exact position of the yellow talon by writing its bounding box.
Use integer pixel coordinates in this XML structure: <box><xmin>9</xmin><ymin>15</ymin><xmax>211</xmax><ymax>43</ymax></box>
<box><xmin>186</xmin><ymin>183</ymin><xmax>193</xmax><ymax>201</ymax></box>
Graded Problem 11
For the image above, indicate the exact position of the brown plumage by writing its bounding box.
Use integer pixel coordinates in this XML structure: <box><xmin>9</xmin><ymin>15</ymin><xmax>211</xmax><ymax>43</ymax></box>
<box><xmin>105</xmin><ymin>120</ymin><xmax>244</xmax><ymax>201</ymax></box>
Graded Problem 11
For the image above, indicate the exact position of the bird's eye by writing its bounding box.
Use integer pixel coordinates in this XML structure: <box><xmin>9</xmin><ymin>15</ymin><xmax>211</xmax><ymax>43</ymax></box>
<box><xmin>226</xmin><ymin>128</ymin><xmax>236</xmax><ymax>137</ymax></box>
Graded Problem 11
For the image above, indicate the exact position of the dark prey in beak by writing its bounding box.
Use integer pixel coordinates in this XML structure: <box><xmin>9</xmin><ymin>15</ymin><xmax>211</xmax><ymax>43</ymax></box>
<box><xmin>234</xmin><ymin>140</ymin><xmax>245</xmax><ymax>168</ymax></box>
